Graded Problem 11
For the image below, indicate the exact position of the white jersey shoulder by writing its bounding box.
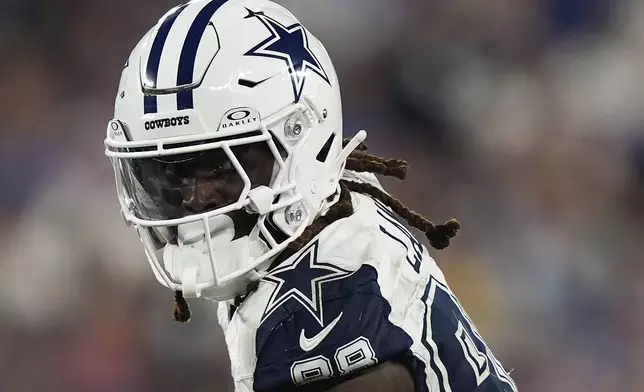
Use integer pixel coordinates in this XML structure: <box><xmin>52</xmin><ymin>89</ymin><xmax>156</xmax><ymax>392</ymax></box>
<box><xmin>218</xmin><ymin>182</ymin><xmax>517</xmax><ymax>392</ymax></box>
<box><xmin>218</xmin><ymin>188</ymin><xmax>447</xmax><ymax>391</ymax></box>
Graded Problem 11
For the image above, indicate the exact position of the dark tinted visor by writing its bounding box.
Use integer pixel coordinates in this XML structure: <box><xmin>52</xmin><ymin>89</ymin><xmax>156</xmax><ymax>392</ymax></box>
<box><xmin>116</xmin><ymin>141</ymin><xmax>275</xmax><ymax>220</ymax></box>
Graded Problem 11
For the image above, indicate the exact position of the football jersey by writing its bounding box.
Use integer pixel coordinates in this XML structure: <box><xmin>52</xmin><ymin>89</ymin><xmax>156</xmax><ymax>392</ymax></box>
<box><xmin>217</xmin><ymin>183</ymin><xmax>519</xmax><ymax>392</ymax></box>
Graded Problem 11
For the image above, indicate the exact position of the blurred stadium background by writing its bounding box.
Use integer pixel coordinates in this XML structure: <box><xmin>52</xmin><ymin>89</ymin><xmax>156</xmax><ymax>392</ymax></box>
<box><xmin>1</xmin><ymin>0</ymin><xmax>644</xmax><ymax>391</ymax></box>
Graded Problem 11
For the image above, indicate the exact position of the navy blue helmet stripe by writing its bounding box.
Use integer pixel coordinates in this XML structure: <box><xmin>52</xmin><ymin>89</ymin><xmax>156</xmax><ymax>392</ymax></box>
<box><xmin>176</xmin><ymin>0</ymin><xmax>228</xmax><ymax>110</ymax></box>
<box><xmin>143</xmin><ymin>3</ymin><xmax>190</xmax><ymax>114</ymax></box>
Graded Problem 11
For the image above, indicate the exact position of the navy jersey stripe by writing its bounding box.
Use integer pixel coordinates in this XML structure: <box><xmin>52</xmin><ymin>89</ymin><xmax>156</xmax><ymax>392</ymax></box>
<box><xmin>143</xmin><ymin>3</ymin><xmax>190</xmax><ymax>114</ymax></box>
<box><xmin>421</xmin><ymin>280</ymin><xmax>447</xmax><ymax>392</ymax></box>
<box><xmin>176</xmin><ymin>0</ymin><xmax>228</xmax><ymax>110</ymax></box>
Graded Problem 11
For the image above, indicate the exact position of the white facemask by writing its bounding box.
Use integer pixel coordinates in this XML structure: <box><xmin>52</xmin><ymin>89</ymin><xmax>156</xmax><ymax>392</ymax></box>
<box><xmin>162</xmin><ymin>214</ymin><xmax>269</xmax><ymax>300</ymax></box>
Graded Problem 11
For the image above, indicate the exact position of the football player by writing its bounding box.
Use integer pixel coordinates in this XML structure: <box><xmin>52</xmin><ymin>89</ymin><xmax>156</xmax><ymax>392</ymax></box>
<box><xmin>104</xmin><ymin>1</ymin><xmax>519</xmax><ymax>391</ymax></box>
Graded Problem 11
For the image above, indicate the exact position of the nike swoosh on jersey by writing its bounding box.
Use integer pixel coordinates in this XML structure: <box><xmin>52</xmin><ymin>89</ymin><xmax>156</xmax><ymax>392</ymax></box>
<box><xmin>299</xmin><ymin>312</ymin><xmax>343</xmax><ymax>352</ymax></box>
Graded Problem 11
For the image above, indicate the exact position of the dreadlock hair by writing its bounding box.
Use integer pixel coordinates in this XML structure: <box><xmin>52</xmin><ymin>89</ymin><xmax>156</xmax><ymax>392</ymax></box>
<box><xmin>285</xmin><ymin>138</ymin><xmax>460</xmax><ymax>253</ymax></box>
<box><xmin>172</xmin><ymin>138</ymin><xmax>460</xmax><ymax>322</ymax></box>
<box><xmin>172</xmin><ymin>290</ymin><xmax>191</xmax><ymax>323</ymax></box>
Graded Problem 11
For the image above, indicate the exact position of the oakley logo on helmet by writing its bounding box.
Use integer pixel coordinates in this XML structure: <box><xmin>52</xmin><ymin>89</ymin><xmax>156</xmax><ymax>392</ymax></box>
<box><xmin>144</xmin><ymin>116</ymin><xmax>190</xmax><ymax>130</ymax></box>
<box><xmin>219</xmin><ymin>108</ymin><xmax>260</xmax><ymax>130</ymax></box>
<box><xmin>227</xmin><ymin>109</ymin><xmax>251</xmax><ymax>121</ymax></box>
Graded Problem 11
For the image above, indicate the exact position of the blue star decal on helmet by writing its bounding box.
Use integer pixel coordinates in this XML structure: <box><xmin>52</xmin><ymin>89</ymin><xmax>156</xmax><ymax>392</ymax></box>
<box><xmin>261</xmin><ymin>240</ymin><xmax>352</xmax><ymax>326</ymax></box>
<box><xmin>244</xmin><ymin>8</ymin><xmax>331</xmax><ymax>102</ymax></box>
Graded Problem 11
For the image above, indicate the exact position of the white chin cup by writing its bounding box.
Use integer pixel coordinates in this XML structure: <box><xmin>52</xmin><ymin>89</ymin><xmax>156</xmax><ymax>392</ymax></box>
<box><xmin>161</xmin><ymin>214</ymin><xmax>267</xmax><ymax>301</ymax></box>
<box><xmin>177</xmin><ymin>214</ymin><xmax>235</xmax><ymax>245</ymax></box>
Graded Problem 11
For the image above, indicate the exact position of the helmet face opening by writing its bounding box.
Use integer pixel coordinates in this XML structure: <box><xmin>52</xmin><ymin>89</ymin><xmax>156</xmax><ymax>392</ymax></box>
<box><xmin>116</xmin><ymin>140</ymin><xmax>276</xmax><ymax>221</ymax></box>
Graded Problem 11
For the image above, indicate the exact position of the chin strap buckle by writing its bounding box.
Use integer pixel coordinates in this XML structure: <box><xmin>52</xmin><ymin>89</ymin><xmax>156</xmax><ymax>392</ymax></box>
<box><xmin>181</xmin><ymin>267</ymin><xmax>202</xmax><ymax>298</ymax></box>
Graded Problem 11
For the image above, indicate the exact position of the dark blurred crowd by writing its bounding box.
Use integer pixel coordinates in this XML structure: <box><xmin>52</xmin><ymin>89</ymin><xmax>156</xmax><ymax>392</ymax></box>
<box><xmin>1</xmin><ymin>0</ymin><xmax>643</xmax><ymax>391</ymax></box>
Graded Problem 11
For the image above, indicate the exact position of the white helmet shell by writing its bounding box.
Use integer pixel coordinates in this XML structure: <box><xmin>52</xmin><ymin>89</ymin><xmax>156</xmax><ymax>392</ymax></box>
<box><xmin>105</xmin><ymin>0</ymin><xmax>364</xmax><ymax>300</ymax></box>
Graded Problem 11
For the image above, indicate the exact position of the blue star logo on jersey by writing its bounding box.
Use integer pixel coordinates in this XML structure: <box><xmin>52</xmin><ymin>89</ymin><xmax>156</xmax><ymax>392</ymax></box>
<box><xmin>261</xmin><ymin>240</ymin><xmax>352</xmax><ymax>326</ymax></box>
<box><xmin>244</xmin><ymin>8</ymin><xmax>331</xmax><ymax>102</ymax></box>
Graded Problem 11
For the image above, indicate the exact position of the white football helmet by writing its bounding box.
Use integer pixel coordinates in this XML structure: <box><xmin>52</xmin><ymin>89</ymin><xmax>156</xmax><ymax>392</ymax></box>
<box><xmin>105</xmin><ymin>0</ymin><xmax>365</xmax><ymax>300</ymax></box>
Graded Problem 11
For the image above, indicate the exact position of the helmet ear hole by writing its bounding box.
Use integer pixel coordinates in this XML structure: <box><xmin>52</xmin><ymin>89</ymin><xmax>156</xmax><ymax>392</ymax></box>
<box><xmin>316</xmin><ymin>134</ymin><xmax>336</xmax><ymax>163</ymax></box>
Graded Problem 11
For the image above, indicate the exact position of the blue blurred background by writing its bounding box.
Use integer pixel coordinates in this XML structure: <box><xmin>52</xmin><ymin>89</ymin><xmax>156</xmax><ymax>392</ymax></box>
<box><xmin>1</xmin><ymin>0</ymin><xmax>643</xmax><ymax>391</ymax></box>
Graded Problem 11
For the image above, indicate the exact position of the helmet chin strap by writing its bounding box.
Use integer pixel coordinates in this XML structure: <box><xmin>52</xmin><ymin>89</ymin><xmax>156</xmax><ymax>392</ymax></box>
<box><xmin>162</xmin><ymin>214</ymin><xmax>268</xmax><ymax>300</ymax></box>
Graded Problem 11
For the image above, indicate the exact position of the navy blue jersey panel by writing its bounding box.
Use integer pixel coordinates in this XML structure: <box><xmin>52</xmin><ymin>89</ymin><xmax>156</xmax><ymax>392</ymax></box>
<box><xmin>253</xmin><ymin>264</ymin><xmax>413</xmax><ymax>392</ymax></box>
<box><xmin>423</xmin><ymin>278</ymin><xmax>517</xmax><ymax>392</ymax></box>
